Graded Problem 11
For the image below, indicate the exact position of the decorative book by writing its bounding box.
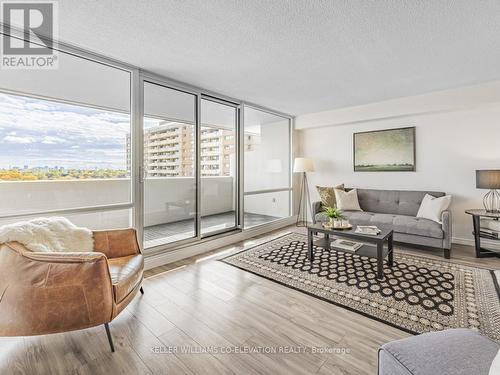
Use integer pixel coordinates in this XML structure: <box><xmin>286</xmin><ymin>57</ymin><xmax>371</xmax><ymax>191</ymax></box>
<box><xmin>331</xmin><ymin>239</ymin><xmax>363</xmax><ymax>252</ymax></box>
<box><xmin>355</xmin><ymin>225</ymin><xmax>381</xmax><ymax>235</ymax></box>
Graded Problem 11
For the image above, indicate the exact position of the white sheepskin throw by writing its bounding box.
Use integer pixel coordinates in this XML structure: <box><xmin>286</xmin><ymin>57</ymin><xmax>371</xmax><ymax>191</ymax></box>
<box><xmin>0</xmin><ymin>217</ymin><xmax>94</xmax><ymax>252</ymax></box>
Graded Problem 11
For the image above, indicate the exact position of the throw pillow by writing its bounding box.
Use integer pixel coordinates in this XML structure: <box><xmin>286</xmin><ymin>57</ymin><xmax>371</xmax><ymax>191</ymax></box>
<box><xmin>334</xmin><ymin>188</ymin><xmax>362</xmax><ymax>211</ymax></box>
<box><xmin>489</xmin><ymin>348</ymin><xmax>500</xmax><ymax>375</ymax></box>
<box><xmin>316</xmin><ymin>184</ymin><xmax>344</xmax><ymax>209</ymax></box>
<box><xmin>416</xmin><ymin>194</ymin><xmax>452</xmax><ymax>223</ymax></box>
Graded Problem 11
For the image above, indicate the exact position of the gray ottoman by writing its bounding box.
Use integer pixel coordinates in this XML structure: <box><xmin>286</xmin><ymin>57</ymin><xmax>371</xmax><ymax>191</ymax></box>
<box><xmin>378</xmin><ymin>329</ymin><xmax>499</xmax><ymax>375</ymax></box>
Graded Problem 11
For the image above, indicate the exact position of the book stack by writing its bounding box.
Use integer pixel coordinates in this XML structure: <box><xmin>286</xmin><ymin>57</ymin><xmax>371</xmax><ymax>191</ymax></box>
<box><xmin>331</xmin><ymin>239</ymin><xmax>363</xmax><ymax>252</ymax></box>
<box><xmin>355</xmin><ymin>225</ymin><xmax>381</xmax><ymax>235</ymax></box>
<box><xmin>480</xmin><ymin>219</ymin><xmax>500</xmax><ymax>239</ymax></box>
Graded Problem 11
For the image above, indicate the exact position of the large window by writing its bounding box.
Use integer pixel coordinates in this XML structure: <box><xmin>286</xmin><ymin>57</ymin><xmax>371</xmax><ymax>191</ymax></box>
<box><xmin>243</xmin><ymin>107</ymin><xmax>291</xmax><ymax>228</ymax></box>
<box><xmin>0</xmin><ymin>35</ymin><xmax>132</xmax><ymax>229</ymax></box>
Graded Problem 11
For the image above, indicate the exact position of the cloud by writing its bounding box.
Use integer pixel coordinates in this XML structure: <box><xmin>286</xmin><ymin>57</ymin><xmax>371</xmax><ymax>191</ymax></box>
<box><xmin>0</xmin><ymin>92</ymin><xmax>130</xmax><ymax>169</ymax></box>
<box><xmin>3</xmin><ymin>135</ymin><xmax>34</xmax><ymax>144</ymax></box>
<box><xmin>41</xmin><ymin>136</ymin><xmax>66</xmax><ymax>144</ymax></box>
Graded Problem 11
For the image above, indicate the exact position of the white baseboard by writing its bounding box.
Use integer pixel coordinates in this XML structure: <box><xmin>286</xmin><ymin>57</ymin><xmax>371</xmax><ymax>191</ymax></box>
<box><xmin>452</xmin><ymin>236</ymin><xmax>500</xmax><ymax>250</ymax></box>
<box><xmin>144</xmin><ymin>217</ymin><xmax>296</xmax><ymax>270</ymax></box>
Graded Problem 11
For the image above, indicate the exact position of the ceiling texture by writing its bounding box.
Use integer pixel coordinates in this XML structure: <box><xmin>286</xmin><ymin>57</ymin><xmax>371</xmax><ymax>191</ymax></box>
<box><xmin>58</xmin><ymin>0</ymin><xmax>500</xmax><ymax>115</ymax></box>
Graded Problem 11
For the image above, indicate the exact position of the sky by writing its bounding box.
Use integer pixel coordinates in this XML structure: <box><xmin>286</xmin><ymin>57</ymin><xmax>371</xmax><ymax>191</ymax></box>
<box><xmin>0</xmin><ymin>92</ymin><xmax>130</xmax><ymax>169</ymax></box>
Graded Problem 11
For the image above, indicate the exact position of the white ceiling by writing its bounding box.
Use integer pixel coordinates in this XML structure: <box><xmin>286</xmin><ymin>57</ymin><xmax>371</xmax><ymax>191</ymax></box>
<box><xmin>57</xmin><ymin>0</ymin><xmax>500</xmax><ymax>116</ymax></box>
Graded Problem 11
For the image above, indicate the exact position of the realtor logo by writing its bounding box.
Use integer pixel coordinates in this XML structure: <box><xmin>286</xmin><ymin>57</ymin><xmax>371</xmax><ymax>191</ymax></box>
<box><xmin>1</xmin><ymin>1</ymin><xmax>58</xmax><ymax>69</ymax></box>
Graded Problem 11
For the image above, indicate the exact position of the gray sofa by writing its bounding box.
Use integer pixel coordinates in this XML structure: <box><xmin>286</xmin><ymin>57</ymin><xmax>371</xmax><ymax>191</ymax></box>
<box><xmin>312</xmin><ymin>188</ymin><xmax>452</xmax><ymax>258</ymax></box>
<box><xmin>378</xmin><ymin>329</ymin><xmax>499</xmax><ymax>375</ymax></box>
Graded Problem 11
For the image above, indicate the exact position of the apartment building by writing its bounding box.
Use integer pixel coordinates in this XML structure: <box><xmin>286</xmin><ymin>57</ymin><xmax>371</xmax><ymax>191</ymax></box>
<box><xmin>127</xmin><ymin>121</ymin><xmax>259</xmax><ymax>178</ymax></box>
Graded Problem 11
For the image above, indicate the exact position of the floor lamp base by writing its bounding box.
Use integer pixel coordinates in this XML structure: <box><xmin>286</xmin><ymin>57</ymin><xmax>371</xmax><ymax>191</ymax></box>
<box><xmin>296</xmin><ymin>172</ymin><xmax>312</xmax><ymax>227</ymax></box>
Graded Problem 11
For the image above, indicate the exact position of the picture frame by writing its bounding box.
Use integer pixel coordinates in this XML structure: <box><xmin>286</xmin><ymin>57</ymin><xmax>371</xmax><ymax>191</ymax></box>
<box><xmin>353</xmin><ymin>127</ymin><xmax>416</xmax><ymax>172</ymax></box>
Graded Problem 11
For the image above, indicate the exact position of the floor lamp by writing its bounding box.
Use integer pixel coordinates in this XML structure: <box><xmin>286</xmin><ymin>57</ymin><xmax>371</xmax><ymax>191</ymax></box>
<box><xmin>294</xmin><ymin>157</ymin><xmax>315</xmax><ymax>227</ymax></box>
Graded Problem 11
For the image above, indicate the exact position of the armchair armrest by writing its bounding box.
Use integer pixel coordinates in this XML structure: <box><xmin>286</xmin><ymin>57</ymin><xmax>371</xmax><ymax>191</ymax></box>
<box><xmin>441</xmin><ymin>210</ymin><xmax>452</xmax><ymax>250</ymax></box>
<box><xmin>0</xmin><ymin>243</ymin><xmax>114</xmax><ymax>336</ymax></box>
<box><xmin>93</xmin><ymin>228</ymin><xmax>141</xmax><ymax>259</ymax></box>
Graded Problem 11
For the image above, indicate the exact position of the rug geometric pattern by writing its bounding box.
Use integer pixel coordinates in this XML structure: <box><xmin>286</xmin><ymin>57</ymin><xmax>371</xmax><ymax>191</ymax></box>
<box><xmin>221</xmin><ymin>232</ymin><xmax>500</xmax><ymax>342</ymax></box>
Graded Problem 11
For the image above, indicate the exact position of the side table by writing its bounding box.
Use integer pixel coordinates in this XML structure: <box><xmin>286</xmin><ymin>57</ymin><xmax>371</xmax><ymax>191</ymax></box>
<box><xmin>465</xmin><ymin>209</ymin><xmax>500</xmax><ymax>258</ymax></box>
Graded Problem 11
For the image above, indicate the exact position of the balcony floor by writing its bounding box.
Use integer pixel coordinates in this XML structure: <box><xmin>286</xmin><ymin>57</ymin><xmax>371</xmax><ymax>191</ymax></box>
<box><xmin>144</xmin><ymin>211</ymin><xmax>280</xmax><ymax>247</ymax></box>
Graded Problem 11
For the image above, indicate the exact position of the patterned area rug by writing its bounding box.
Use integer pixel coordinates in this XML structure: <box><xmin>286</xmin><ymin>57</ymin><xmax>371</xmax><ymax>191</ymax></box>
<box><xmin>220</xmin><ymin>232</ymin><xmax>500</xmax><ymax>342</ymax></box>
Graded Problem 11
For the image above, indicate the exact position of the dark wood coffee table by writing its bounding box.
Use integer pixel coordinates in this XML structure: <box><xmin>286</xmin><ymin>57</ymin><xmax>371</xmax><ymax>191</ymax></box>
<box><xmin>307</xmin><ymin>223</ymin><xmax>394</xmax><ymax>280</ymax></box>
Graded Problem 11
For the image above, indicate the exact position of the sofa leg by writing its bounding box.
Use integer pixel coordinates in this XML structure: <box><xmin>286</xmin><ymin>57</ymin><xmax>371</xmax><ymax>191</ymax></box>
<box><xmin>104</xmin><ymin>323</ymin><xmax>115</xmax><ymax>352</ymax></box>
<box><xmin>444</xmin><ymin>248</ymin><xmax>451</xmax><ymax>259</ymax></box>
<box><xmin>140</xmin><ymin>286</ymin><xmax>144</xmax><ymax>295</ymax></box>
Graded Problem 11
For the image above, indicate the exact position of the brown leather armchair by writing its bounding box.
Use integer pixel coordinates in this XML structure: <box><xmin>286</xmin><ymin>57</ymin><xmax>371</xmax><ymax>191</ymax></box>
<box><xmin>0</xmin><ymin>228</ymin><xmax>144</xmax><ymax>352</ymax></box>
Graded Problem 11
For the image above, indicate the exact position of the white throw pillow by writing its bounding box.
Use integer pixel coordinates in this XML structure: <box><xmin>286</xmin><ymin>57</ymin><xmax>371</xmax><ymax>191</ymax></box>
<box><xmin>334</xmin><ymin>189</ymin><xmax>362</xmax><ymax>211</ymax></box>
<box><xmin>490</xmin><ymin>348</ymin><xmax>500</xmax><ymax>375</ymax></box>
<box><xmin>416</xmin><ymin>194</ymin><xmax>452</xmax><ymax>223</ymax></box>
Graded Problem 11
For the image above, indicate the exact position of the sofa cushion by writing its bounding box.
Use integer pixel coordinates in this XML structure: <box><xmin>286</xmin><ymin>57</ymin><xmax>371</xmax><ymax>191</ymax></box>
<box><xmin>335</xmin><ymin>189</ymin><xmax>363</xmax><ymax>211</ymax></box>
<box><xmin>316</xmin><ymin>184</ymin><xmax>344</xmax><ymax>210</ymax></box>
<box><xmin>416</xmin><ymin>194</ymin><xmax>452</xmax><ymax>223</ymax></box>
<box><xmin>108</xmin><ymin>254</ymin><xmax>144</xmax><ymax>303</ymax></box>
<box><xmin>335</xmin><ymin>211</ymin><xmax>444</xmax><ymax>239</ymax></box>
<box><xmin>379</xmin><ymin>329</ymin><xmax>499</xmax><ymax>375</ymax></box>
<box><xmin>355</xmin><ymin>189</ymin><xmax>445</xmax><ymax>216</ymax></box>
<box><xmin>393</xmin><ymin>215</ymin><xmax>444</xmax><ymax>239</ymax></box>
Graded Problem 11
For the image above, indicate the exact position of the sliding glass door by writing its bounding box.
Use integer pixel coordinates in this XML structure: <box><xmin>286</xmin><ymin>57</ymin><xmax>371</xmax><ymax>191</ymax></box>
<box><xmin>143</xmin><ymin>82</ymin><xmax>197</xmax><ymax>248</ymax></box>
<box><xmin>141</xmin><ymin>83</ymin><xmax>240</xmax><ymax>249</ymax></box>
<box><xmin>200</xmin><ymin>97</ymin><xmax>239</xmax><ymax>236</ymax></box>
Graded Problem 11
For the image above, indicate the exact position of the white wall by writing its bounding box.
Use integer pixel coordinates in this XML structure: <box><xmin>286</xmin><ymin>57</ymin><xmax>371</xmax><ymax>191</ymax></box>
<box><xmin>297</xmin><ymin>88</ymin><xmax>500</xmax><ymax>247</ymax></box>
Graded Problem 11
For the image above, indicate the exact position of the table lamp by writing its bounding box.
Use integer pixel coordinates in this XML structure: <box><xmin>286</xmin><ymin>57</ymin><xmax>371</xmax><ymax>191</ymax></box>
<box><xmin>476</xmin><ymin>170</ymin><xmax>500</xmax><ymax>213</ymax></box>
<box><xmin>294</xmin><ymin>157</ymin><xmax>315</xmax><ymax>226</ymax></box>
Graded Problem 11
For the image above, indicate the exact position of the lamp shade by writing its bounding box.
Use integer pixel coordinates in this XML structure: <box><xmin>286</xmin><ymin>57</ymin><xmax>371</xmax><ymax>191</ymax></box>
<box><xmin>293</xmin><ymin>157</ymin><xmax>315</xmax><ymax>173</ymax></box>
<box><xmin>476</xmin><ymin>170</ymin><xmax>500</xmax><ymax>189</ymax></box>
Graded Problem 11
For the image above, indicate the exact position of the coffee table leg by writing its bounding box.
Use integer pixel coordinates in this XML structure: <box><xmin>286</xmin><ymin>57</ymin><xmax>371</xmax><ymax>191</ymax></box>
<box><xmin>307</xmin><ymin>229</ymin><xmax>313</xmax><ymax>262</ymax></box>
<box><xmin>377</xmin><ymin>242</ymin><xmax>384</xmax><ymax>280</ymax></box>
<box><xmin>388</xmin><ymin>234</ymin><xmax>394</xmax><ymax>267</ymax></box>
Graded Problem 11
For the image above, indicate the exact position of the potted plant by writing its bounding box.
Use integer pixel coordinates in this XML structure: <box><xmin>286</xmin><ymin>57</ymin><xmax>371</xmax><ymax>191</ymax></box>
<box><xmin>323</xmin><ymin>206</ymin><xmax>344</xmax><ymax>228</ymax></box>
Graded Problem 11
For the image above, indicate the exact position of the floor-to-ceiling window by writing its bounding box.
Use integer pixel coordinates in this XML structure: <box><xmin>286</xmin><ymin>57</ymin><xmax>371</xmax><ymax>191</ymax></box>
<box><xmin>0</xmin><ymin>34</ymin><xmax>133</xmax><ymax>229</ymax></box>
<box><xmin>243</xmin><ymin>106</ymin><xmax>291</xmax><ymax>228</ymax></box>
<box><xmin>0</xmin><ymin>31</ymin><xmax>292</xmax><ymax>253</ymax></box>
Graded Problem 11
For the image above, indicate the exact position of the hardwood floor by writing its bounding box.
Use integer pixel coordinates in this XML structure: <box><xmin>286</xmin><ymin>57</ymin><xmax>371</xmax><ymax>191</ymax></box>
<box><xmin>2</xmin><ymin>226</ymin><xmax>499</xmax><ymax>375</ymax></box>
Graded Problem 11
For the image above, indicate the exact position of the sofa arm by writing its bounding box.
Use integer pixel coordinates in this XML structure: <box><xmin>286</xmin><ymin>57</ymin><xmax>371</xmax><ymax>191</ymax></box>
<box><xmin>93</xmin><ymin>228</ymin><xmax>141</xmax><ymax>259</ymax></box>
<box><xmin>441</xmin><ymin>210</ymin><xmax>452</xmax><ymax>250</ymax></box>
<box><xmin>312</xmin><ymin>201</ymin><xmax>322</xmax><ymax>215</ymax></box>
<box><xmin>0</xmin><ymin>243</ymin><xmax>114</xmax><ymax>336</ymax></box>
<box><xmin>378</xmin><ymin>329</ymin><xmax>499</xmax><ymax>375</ymax></box>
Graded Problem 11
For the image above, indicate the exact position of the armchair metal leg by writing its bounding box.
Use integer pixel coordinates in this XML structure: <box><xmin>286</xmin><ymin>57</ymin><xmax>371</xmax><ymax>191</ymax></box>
<box><xmin>104</xmin><ymin>323</ymin><xmax>115</xmax><ymax>352</ymax></box>
<box><xmin>140</xmin><ymin>286</ymin><xmax>144</xmax><ymax>295</ymax></box>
